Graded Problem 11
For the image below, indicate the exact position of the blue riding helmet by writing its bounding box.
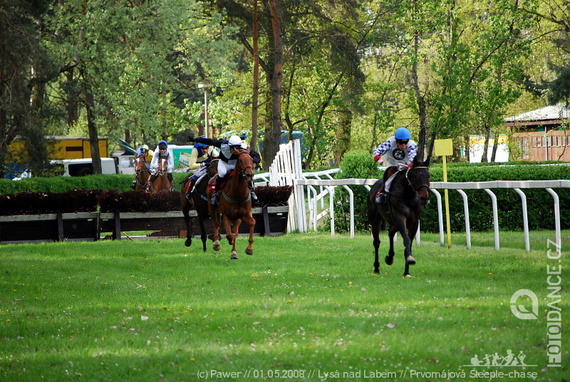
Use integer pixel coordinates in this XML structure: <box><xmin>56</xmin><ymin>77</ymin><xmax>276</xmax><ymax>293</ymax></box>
<box><xmin>194</xmin><ymin>143</ymin><xmax>209</xmax><ymax>150</ymax></box>
<box><xmin>158</xmin><ymin>140</ymin><xmax>168</xmax><ymax>150</ymax></box>
<box><xmin>395</xmin><ymin>127</ymin><xmax>411</xmax><ymax>140</ymax></box>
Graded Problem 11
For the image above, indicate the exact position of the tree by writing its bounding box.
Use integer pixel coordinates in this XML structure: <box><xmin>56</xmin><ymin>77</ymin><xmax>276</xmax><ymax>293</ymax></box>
<box><xmin>0</xmin><ymin>0</ymin><xmax>57</xmax><ymax>178</ymax></box>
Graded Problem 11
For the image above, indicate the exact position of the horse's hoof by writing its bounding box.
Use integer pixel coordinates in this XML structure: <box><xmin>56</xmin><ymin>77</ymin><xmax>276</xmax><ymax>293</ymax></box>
<box><xmin>231</xmin><ymin>252</ymin><xmax>238</xmax><ymax>260</ymax></box>
<box><xmin>406</xmin><ymin>256</ymin><xmax>416</xmax><ymax>265</ymax></box>
<box><xmin>404</xmin><ymin>274</ymin><xmax>412</xmax><ymax>278</ymax></box>
<box><xmin>385</xmin><ymin>256</ymin><xmax>394</xmax><ymax>265</ymax></box>
<box><xmin>245</xmin><ymin>248</ymin><xmax>253</xmax><ymax>256</ymax></box>
<box><xmin>185</xmin><ymin>239</ymin><xmax>191</xmax><ymax>247</ymax></box>
<box><xmin>213</xmin><ymin>241</ymin><xmax>221</xmax><ymax>251</ymax></box>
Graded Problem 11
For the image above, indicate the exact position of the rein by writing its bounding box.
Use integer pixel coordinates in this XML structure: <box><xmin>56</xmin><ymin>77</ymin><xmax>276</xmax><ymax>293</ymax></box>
<box><xmin>221</xmin><ymin>152</ymin><xmax>253</xmax><ymax>204</ymax></box>
<box><xmin>404</xmin><ymin>166</ymin><xmax>430</xmax><ymax>196</ymax></box>
<box><xmin>222</xmin><ymin>190</ymin><xmax>251</xmax><ymax>204</ymax></box>
<box><xmin>236</xmin><ymin>152</ymin><xmax>254</xmax><ymax>179</ymax></box>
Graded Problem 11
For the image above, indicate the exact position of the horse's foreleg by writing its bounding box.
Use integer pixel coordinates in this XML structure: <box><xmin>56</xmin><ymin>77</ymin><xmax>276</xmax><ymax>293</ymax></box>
<box><xmin>223</xmin><ymin>216</ymin><xmax>239</xmax><ymax>259</ymax></box>
<box><xmin>198</xmin><ymin>217</ymin><xmax>208</xmax><ymax>252</ymax></box>
<box><xmin>244</xmin><ymin>215</ymin><xmax>255</xmax><ymax>256</ymax></box>
<box><xmin>386</xmin><ymin>225</ymin><xmax>397</xmax><ymax>266</ymax></box>
<box><xmin>183</xmin><ymin>208</ymin><xmax>192</xmax><ymax>247</ymax></box>
<box><xmin>371</xmin><ymin>221</ymin><xmax>381</xmax><ymax>274</ymax></box>
<box><xmin>210</xmin><ymin>210</ymin><xmax>221</xmax><ymax>252</ymax></box>
<box><xmin>395</xmin><ymin>217</ymin><xmax>415</xmax><ymax>277</ymax></box>
<box><xmin>406</xmin><ymin>218</ymin><xmax>419</xmax><ymax>266</ymax></box>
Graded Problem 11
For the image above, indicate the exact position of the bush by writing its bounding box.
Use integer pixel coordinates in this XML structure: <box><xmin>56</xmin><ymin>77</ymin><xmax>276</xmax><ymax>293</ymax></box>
<box><xmin>326</xmin><ymin>151</ymin><xmax>381</xmax><ymax>233</ymax></box>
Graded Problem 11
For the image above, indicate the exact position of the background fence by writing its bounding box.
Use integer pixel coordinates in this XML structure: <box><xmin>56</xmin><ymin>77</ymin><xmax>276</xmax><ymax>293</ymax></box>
<box><xmin>255</xmin><ymin>139</ymin><xmax>567</xmax><ymax>253</ymax></box>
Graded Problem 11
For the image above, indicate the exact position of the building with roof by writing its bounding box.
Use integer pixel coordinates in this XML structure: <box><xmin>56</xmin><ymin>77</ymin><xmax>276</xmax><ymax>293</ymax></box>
<box><xmin>506</xmin><ymin>104</ymin><xmax>570</xmax><ymax>161</ymax></box>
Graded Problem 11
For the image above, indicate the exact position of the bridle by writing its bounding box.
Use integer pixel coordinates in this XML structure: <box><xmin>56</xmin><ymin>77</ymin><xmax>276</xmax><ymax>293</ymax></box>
<box><xmin>134</xmin><ymin>157</ymin><xmax>150</xmax><ymax>186</ymax></box>
<box><xmin>405</xmin><ymin>166</ymin><xmax>430</xmax><ymax>197</ymax></box>
<box><xmin>235</xmin><ymin>152</ymin><xmax>254</xmax><ymax>180</ymax></box>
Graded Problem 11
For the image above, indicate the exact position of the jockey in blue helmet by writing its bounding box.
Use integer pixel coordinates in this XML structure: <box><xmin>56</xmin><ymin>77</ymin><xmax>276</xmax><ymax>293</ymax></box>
<box><xmin>372</xmin><ymin>127</ymin><xmax>418</xmax><ymax>203</ymax></box>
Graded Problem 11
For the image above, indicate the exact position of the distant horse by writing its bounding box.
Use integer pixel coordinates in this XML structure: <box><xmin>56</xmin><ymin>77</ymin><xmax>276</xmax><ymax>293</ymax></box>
<box><xmin>148</xmin><ymin>158</ymin><xmax>172</xmax><ymax>192</ymax></box>
<box><xmin>180</xmin><ymin>159</ymin><xmax>218</xmax><ymax>250</ymax></box>
<box><xmin>133</xmin><ymin>154</ymin><xmax>150</xmax><ymax>191</ymax></box>
<box><xmin>208</xmin><ymin>152</ymin><xmax>256</xmax><ymax>259</ymax></box>
<box><xmin>367</xmin><ymin>157</ymin><xmax>430</xmax><ymax>277</ymax></box>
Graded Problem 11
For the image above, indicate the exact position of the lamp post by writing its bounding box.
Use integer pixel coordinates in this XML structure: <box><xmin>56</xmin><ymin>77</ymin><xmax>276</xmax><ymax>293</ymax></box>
<box><xmin>198</xmin><ymin>82</ymin><xmax>212</xmax><ymax>138</ymax></box>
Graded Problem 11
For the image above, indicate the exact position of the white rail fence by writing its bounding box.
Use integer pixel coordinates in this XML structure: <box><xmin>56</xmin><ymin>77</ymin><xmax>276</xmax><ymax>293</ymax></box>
<box><xmin>254</xmin><ymin>139</ymin><xmax>567</xmax><ymax>252</ymax></box>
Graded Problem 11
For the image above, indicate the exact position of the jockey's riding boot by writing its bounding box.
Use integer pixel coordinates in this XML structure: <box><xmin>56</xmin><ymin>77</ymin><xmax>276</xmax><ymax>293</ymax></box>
<box><xmin>375</xmin><ymin>191</ymin><xmax>387</xmax><ymax>204</ymax></box>
<box><xmin>249</xmin><ymin>183</ymin><xmax>258</xmax><ymax>201</ymax></box>
<box><xmin>210</xmin><ymin>192</ymin><xmax>219</xmax><ymax>205</ymax></box>
<box><xmin>211</xmin><ymin>176</ymin><xmax>224</xmax><ymax>205</ymax></box>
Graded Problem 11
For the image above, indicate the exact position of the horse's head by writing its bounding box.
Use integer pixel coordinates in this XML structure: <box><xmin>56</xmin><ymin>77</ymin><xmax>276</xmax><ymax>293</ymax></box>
<box><xmin>134</xmin><ymin>155</ymin><xmax>146</xmax><ymax>174</ymax></box>
<box><xmin>158</xmin><ymin>158</ymin><xmax>168</xmax><ymax>173</ymax></box>
<box><xmin>407</xmin><ymin>157</ymin><xmax>430</xmax><ymax>204</ymax></box>
<box><xmin>236</xmin><ymin>152</ymin><xmax>255</xmax><ymax>182</ymax></box>
<box><xmin>208</xmin><ymin>159</ymin><xmax>219</xmax><ymax>178</ymax></box>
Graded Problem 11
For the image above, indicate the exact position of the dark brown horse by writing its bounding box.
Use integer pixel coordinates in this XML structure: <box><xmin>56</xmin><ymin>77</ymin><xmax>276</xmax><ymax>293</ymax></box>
<box><xmin>208</xmin><ymin>152</ymin><xmax>256</xmax><ymax>259</ymax></box>
<box><xmin>180</xmin><ymin>159</ymin><xmax>218</xmax><ymax>250</ymax></box>
<box><xmin>149</xmin><ymin>158</ymin><xmax>172</xmax><ymax>192</ymax></box>
<box><xmin>367</xmin><ymin>157</ymin><xmax>430</xmax><ymax>277</ymax></box>
<box><xmin>133</xmin><ymin>154</ymin><xmax>150</xmax><ymax>191</ymax></box>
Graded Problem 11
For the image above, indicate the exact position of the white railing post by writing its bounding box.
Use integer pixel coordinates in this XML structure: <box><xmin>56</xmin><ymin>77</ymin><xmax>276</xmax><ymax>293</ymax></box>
<box><xmin>513</xmin><ymin>188</ymin><xmax>530</xmax><ymax>252</ymax></box>
<box><xmin>456</xmin><ymin>189</ymin><xmax>471</xmax><ymax>249</ymax></box>
<box><xmin>545</xmin><ymin>188</ymin><xmax>561</xmax><ymax>253</ymax></box>
<box><xmin>484</xmin><ymin>189</ymin><xmax>500</xmax><ymax>251</ymax></box>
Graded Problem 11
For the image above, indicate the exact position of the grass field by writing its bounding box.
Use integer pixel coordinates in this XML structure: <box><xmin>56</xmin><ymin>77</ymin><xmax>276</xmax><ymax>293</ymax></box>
<box><xmin>0</xmin><ymin>231</ymin><xmax>568</xmax><ymax>381</ymax></box>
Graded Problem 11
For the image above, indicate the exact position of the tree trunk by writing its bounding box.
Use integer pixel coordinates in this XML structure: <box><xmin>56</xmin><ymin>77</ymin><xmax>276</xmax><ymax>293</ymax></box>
<box><xmin>464</xmin><ymin>135</ymin><xmax>470</xmax><ymax>163</ymax></box>
<box><xmin>84</xmin><ymin>87</ymin><xmax>102</xmax><ymax>174</ymax></box>
<box><xmin>490</xmin><ymin>132</ymin><xmax>499</xmax><ymax>162</ymax></box>
<box><xmin>251</xmin><ymin>0</ymin><xmax>260</xmax><ymax>152</ymax></box>
<box><xmin>481</xmin><ymin>125</ymin><xmax>490</xmax><ymax>162</ymax></box>
<box><xmin>333</xmin><ymin>110</ymin><xmax>352</xmax><ymax>166</ymax></box>
<box><xmin>264</xmin><ymin>0</ymin><xmax>283</xmax><ymax>169</ymax></box>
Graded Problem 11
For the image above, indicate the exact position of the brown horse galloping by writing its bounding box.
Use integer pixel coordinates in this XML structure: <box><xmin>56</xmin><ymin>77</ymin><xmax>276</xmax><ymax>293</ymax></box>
<box><xmin>133</xmin><ymin>154</ymin><xmax>150</xmax><ymax>191</ymax></box>
<box><xmin>208</xmin><ymin>152</ymin><xmax>256</xmax><ymax>259</ymax></box>
<box><xmin>180</xmin><ymin>159</ymin><xmax>218</xmax><ymax>250</ymax></box>
<box><xmin>367</xmin><ymin>157</ymin><xmax>430</xmax><ymax>277</ymax></box>
<box><xmin>148</xmin><ymin>158</ymin><xmax>172</xmax><ymax>192</ymax></box>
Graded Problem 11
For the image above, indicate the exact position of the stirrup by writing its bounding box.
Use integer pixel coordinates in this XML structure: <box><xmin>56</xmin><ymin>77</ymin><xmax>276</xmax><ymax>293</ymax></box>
<box><xmin>251</xmin><ymin>191</ymin><xmax>258</xmax><ymax>201</ymax></box>
<box><xmin>211</xmin><ymin>192</ymin><xmax>219</xmax><ymax>205</ymax></box>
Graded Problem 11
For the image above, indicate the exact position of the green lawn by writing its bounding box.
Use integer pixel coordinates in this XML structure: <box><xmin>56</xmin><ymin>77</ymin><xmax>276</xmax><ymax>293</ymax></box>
<box><xmin>0</xmin><ymin>231</ymin><xmax>568</xmax><ymax>381</ymax></box>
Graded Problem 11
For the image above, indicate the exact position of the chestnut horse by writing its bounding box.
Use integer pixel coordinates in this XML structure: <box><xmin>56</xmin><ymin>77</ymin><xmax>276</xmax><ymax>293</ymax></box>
<box><xmin>180</xmin><ymin>159</ymin><xmax>218</xmax><ymax>250</ymax></box>
<box><xmin>148</xmin><ymin>158</ymin><xmax>172</xmax><ymax>192</ymax></box>
<box><xmin>367</xmin><ymin>157</ymin><xmax>430</xmax><ymax>277</ymax></box>
<box><xmin>208</xmin><ymin>152</ymin><xmax>256</xmax><ymax>259</ymax></box>
<box><xmin>133</xmin><ymin>154</ymin><xmax>150</xmax><ymax>191</ymax></box>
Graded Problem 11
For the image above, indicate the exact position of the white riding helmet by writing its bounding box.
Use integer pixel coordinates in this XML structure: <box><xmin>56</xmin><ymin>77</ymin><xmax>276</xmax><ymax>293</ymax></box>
<box><xmin>228</xmin><ymin>135</ymin><xmax>242</xmax><ymax>147</ymax></box>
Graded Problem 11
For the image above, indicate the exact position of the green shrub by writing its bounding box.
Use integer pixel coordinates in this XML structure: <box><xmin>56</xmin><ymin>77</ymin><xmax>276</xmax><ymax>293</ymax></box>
<box><xmin>326</xmin><ymin>151</ymin><xmax>381</xmax><ymax>233</ymax></box>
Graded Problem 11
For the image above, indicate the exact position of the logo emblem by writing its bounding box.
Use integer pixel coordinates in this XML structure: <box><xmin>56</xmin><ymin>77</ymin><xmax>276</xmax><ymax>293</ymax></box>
<box><xmin>392</xmin><ymin>149</ymin><xmax>405</xmax><ymax>160</ymax></box>
<box><xmin>510</xmin><ymin>289</ymin><xmax>538</xmax><ymax>320</ymax></box>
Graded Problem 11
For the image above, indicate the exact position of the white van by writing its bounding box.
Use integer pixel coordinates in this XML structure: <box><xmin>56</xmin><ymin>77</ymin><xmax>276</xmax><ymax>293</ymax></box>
<box><xmin>51</xmin><ymin>158</ymin><xmax>118</xmax><ymax>176</ymax></box>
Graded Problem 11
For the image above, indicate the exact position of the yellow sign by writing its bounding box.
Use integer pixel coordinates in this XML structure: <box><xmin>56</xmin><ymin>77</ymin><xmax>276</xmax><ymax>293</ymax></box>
<box><xmin>434</xmin><ymin>138</ymin><xmax>453</xmax><ymax>156</ymax></box>
<box><xmin>434</xmin><ymin>139</ymin><xmax>453</xmax><ymax>249</ymax></box>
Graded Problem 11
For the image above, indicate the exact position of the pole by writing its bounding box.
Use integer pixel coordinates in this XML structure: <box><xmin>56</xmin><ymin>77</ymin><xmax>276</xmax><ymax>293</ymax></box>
<box><xmin>442</xmin><ymin>154</ymin><xmax>452</xmax><ymax>248</ymax></box>
<box><xmin>434</xmin><ymin>139</ymin><xmax>453</xmax><ymax>248</ymax></box>
<box><xmin>203</xmin><ymin>89</ymin><xmax>209</xmax><ymax>138</ymax></box>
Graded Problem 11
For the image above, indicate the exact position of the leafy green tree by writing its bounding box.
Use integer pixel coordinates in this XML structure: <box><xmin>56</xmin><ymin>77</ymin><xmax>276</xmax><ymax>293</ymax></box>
<box><xmin>0</xmin><ymin>0</ymin><xmax>58</xmax><ymax>178</ymax></box>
